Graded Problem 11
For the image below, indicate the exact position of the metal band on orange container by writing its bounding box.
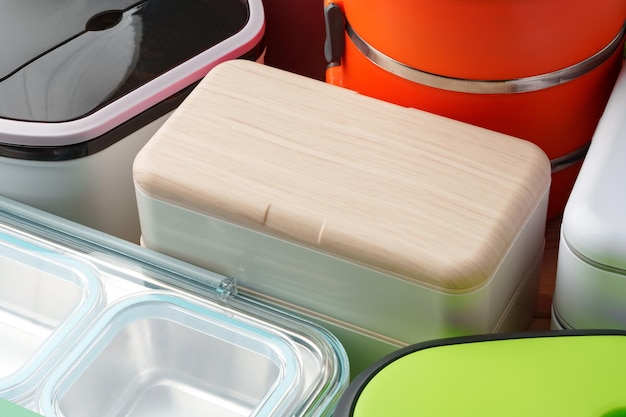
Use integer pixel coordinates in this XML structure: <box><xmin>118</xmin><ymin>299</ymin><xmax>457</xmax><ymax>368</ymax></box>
<box><xmin>346</xmin><ymin>22</ymin><xmax>626</xmax><ymax>94</ymax></box>
<box><xmin>550</xmin><ymin>143</ymin><xmax>590</xmax><ymax>174</ymax></box>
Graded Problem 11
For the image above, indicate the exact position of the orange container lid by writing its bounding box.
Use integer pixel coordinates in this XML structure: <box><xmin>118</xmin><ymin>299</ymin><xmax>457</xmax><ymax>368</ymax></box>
<box><xmin>341</xmin><ymin>0</ymin><xmax>626</xmax><ymax>80</ymax></box>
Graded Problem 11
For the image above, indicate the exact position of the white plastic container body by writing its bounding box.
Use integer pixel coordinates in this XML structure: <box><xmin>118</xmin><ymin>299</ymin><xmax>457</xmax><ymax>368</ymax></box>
<box><xmin>551</xmin><ymin>305</ymin><xmax>567</xmax><ymax>330</ymax></box>
<box><xmin>553</xmin><ymin>60</ymin><xmax>626</xmax><ymax>329</ymax></box>
<box><xmin>0</xmin><ymin>115</ymin><xmax>167</xmax><ymax>244</ymax></box>
<box><xmin>136</xmin><ymin>185</ymin><xmax>548</xmax><ymax>376</ymax></box>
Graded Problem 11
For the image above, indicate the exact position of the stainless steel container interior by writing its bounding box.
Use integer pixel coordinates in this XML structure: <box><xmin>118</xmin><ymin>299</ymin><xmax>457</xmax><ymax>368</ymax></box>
<box><xmin>0</xmin><ymin>195</ymin><xmax>348</xmax><ymax>417</ymax></box>
<box><xmin>38</xmin><ymin>294</ymin><xmax>304</xmax><ymax>417</ymax></box>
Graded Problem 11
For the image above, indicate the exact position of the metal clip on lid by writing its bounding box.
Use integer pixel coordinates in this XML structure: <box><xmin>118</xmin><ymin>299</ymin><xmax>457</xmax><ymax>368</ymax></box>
<box><xmin>217</xmin><ymin>276</ymin><xmax>238</xmax><ymax>300</ymax></box>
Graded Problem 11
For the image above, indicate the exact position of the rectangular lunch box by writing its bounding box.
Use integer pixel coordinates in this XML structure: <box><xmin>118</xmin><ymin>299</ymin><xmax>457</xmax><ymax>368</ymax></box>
<box><xmin>0</xmin><ymin>0</ymin><xmax>265</xmax><ymax>243</ymax></box>
<box><xmin>0</xmin><ymin>195</ymin><xmax>348</xmax><ymax>416</ymax></box>
<box><xmin>133</xmin><ymin>59</ymin><xmax>552</xmax><ymax>377</ymax></box>
<box><xmin>552</xmin><ymin>59</ymin><xmax>626</xmax><ymax>330</ymax></box>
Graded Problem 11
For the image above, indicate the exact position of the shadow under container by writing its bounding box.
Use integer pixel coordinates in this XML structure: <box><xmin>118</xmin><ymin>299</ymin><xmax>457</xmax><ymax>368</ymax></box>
<box><xmin>133</xmin><ymin>60</ymin><xmax>552</xmax><ymax>378</ymax></box>
<box><xmin>333</xmin><ymin>331</ymin><xmax>626</xmax><ymax>417</ymax></box>
<box><xmin>0</xmin><ymin>0</ymin><xmax>265</xmax><ymax>243</ymax></box>
<box><xmin>0</xmin><ymin>195</ymin><xmax>349</xmax><ymax>417</ymax></box>
<box><xmin>323</xmin><ymin>0</ymin><xmax>626</xmax><ymax>219</ymax></box>
<box><xmin>552</xmin><ymin>60</ymin><xmax>626</xmax><ymax>331</ymax></box>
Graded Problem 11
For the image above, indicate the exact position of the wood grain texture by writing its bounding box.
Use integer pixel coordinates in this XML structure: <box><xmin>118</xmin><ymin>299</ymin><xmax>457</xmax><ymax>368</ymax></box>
<box><xmin>134</xmin><ymin>59</ymin><xmax>551</xmax><ymax>291</ymax></box>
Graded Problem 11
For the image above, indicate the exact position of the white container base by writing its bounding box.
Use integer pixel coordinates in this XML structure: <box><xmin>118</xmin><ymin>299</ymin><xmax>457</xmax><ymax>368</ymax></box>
<box><xmin>0</xmin><ymin>114</ymin><xmax>169</xmax><ymax>243</ymax></box>
<box><xmin>137</xmin><ymin>185</ymin><xmax>548</xmax><ymax>376</ymax></box>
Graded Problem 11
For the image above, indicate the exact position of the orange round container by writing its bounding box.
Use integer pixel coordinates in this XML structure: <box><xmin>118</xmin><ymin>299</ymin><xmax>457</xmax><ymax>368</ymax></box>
<box><xmin>324</xmin><ymin>0</ymin><xmax>626</xmax><ymax>219</ymax></box>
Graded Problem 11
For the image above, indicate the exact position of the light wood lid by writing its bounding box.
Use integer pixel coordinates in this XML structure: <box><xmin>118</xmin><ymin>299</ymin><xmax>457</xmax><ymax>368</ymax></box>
<box><xmin>134</xmin><ymin>59</ymin><xmax>551</xmax><ymax>291</ymax></box>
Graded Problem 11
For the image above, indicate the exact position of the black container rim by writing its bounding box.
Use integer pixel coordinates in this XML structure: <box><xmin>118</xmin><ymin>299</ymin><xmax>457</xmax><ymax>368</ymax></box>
<box><xmin>333</xmin><ymin>329</ymin><xmax>626</xmax><ymax>417</ymax></box>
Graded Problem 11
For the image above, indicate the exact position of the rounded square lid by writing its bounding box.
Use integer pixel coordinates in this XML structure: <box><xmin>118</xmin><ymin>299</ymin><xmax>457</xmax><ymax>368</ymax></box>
<box><xmin>134</xmin><ymin>60</ymin><xmax>552</xmax><ymax>292</ymax></box>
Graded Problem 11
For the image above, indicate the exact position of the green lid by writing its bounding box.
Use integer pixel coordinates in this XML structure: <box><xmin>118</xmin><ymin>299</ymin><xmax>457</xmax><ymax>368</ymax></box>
<box><xmin>0</xmin><ymin>399</ymin><xmax>43</xmax><ymax>417</ymax></box>
<box><xmin>339</xmin><ymin>332</ymin><xmax>626</xmax><ymax>417</ymax></box>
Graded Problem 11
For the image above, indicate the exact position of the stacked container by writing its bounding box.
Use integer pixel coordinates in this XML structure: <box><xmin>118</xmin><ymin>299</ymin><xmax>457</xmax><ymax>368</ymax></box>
<box><xmin>133</xmin><ymin>60</ymin><xmax>552</xmax><ymax>376</ymax></box>
<box><xmin>0</xmin><ymin>195</ymin><xmax>348</xmax><ymax>416</ymax></box>
<box><xmin>552</xmin><ymin>61</ymin><xmax>626</xmax><ymax>330</ymax></box>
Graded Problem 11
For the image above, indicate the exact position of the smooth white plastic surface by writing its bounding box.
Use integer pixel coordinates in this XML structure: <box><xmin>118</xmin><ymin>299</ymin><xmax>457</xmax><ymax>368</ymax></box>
<box><xmin>560</xmin><ymin>62</ymin><xmax>626</xmax><ymax>270</ymax></box>
<box><xmin>553</xmin><ymin>61</ymin><xmax>626</xmax><ymax>329</ymax></box>
<box><xmin>136</xmin><ymin>184</ymin><xmax>548</xmax><ymax>376</ymax></box>
<box><xmin>551</xmin><ymin>306</ymin><xmax>569</xmax><ymax>330</ymax></box>
<box><xmin>554</xmin><ymin>229</ymin><xmax>626</xmax><ymax>329</ymax></box>
<box><xmin>0</xmin><ymin>115</ymin><xmax>167</xmax><ymax>243</ymax></box>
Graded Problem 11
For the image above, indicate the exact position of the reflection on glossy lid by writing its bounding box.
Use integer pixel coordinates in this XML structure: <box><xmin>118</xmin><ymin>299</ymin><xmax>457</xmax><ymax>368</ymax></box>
<box><xmin>0</xmin><ymin>0</ymin><xmax>137</xmax><ymax>80</ymax></box>
<box><xmin>0</xmin><ymin>0</ymin><xmax>249</xmax><ymax>122</ymax></box>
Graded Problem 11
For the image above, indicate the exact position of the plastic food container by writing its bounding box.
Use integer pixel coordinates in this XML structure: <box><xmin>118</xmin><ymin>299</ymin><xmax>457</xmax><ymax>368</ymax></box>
<box><xmin>0</xmin><ymin>0</ymin><xmax>265</xmax><ymax>243</ymax></box>
<box><xmin>0</xmin><ymin>195</ymin><xmax>348</xmax><ymax>417</ymax></box>
<box><xmin>0</xmin><ymin>236</ymin><xmax>104</xmax><ymax>402</ymax></box>
<box><xmin>333</xmin><ymin>331</ymin><xmax>626</xmax><ymax>417</ymax></box>
<box><xmin>133</xmin><ymin>60</ymin><xmax>552</xmax><ymax>377</ymax></box>
<box><xmin>552</xmin><ymin>60</ymin><xmax>626</xmax><ymax>331</ymax></box>
<box><xmin>39</xmin><ymin>294</ymin><xmax>309</xmax><ymax>417</ymax></box>
<box><xmin>323</xmin><ymin>0</ymin><xmax>626</xmax><ymax>218</ymax></box>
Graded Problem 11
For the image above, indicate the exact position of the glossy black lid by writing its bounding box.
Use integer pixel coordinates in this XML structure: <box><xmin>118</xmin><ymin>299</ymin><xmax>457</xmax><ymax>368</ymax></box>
<box><xmin>0</xmin><ymin>0</ymin><xmax>250</xmax><ymax>123</ymax></box>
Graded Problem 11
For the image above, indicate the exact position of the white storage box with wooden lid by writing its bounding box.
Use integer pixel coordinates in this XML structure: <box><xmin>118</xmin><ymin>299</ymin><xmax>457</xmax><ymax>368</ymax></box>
<box><xmin>133</xmin><ymin>59</ymin><xmax>551</xmax><ymax>376</ymax></box>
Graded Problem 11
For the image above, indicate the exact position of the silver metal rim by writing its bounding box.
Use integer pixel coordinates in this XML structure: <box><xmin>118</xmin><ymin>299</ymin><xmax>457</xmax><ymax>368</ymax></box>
<box><xmin>551</xmin><ymin>143</ymin><xmax>590</xmax><ymax>173</ymax></box>
<box><xmin>346</xmin><ymin>22</ymin><xmax>626</xmax><ymax>94</ymax></box>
